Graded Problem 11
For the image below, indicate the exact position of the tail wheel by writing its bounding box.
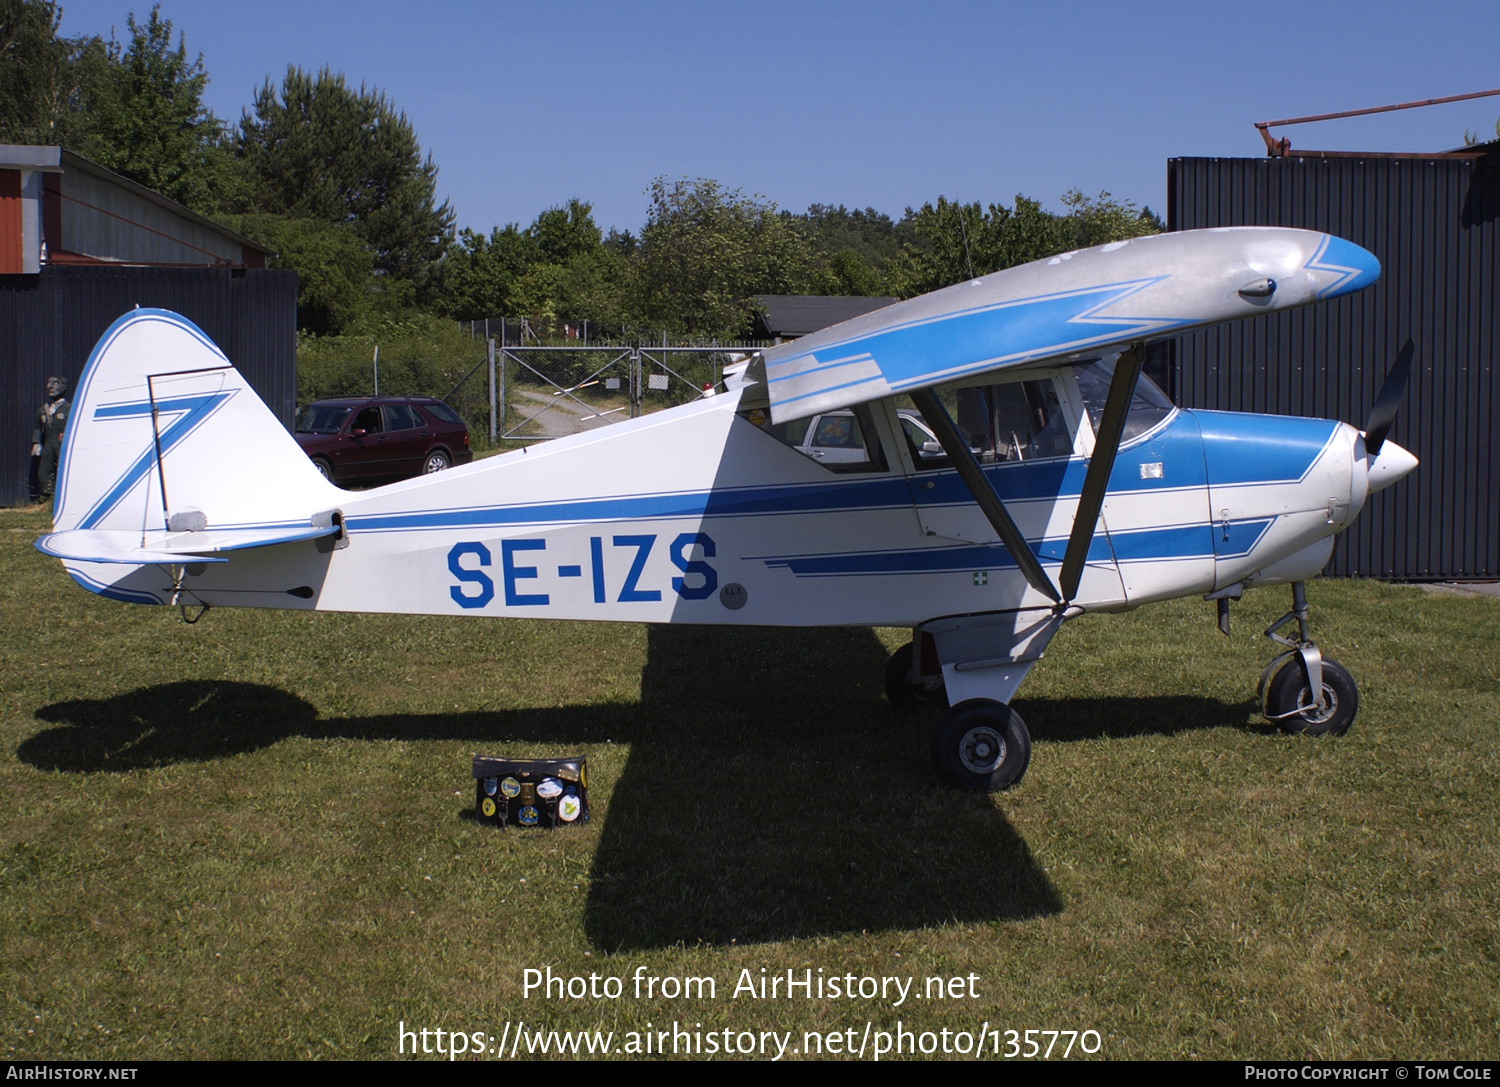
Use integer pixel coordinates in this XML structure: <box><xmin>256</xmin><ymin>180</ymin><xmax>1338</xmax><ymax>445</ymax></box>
<box><xmin>931</xmin><ymin>699</ymin><xmax>1031</xmax><ymax>791</ymax></box>
<box><xmin>1265</xmin><ymin>657</ymin><xmax>1358</xmax><ymax>736</ymax></box>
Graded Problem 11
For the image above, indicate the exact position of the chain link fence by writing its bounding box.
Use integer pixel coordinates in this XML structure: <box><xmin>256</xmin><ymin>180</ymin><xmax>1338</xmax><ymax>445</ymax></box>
<box><xmin>300</xmin><ymin>318</ymin><xmax>768</xmax><ymax>452</ymax></box>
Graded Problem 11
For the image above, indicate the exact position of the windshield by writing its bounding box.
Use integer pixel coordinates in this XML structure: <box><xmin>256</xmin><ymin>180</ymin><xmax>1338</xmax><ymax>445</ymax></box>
<box><xmin>296</xmin><ymin>405</ymin><xmax>352</xmax><ymax>434</ymax></box>
<box><xmin>1073</xmin><ymin>355</ymin><xmax>1175</xmax><ymax>444</ymax></box>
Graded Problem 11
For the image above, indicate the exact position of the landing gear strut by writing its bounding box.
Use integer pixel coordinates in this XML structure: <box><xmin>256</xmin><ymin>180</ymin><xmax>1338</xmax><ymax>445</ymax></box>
<box><xmin>884</xmin><ymin>609</ymin><xmax>1068</xmax><ymax>791</ymax></box>
<box><xmin>1257</xmin><ymin>581</ymin><xmax>1359</xmax><ymax>735</ymax></box>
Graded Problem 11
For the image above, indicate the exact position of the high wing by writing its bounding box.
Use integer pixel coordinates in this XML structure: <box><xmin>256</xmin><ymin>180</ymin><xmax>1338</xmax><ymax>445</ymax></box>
<box><xmin>762</xmin><ymin>227</ymin><xmax>1379</xmax><ymax>424</ymax></box>
<box><xmin>760</xmin><ymin>227</ymin><xmax>1381</xmax><ymax>604</ymax></box>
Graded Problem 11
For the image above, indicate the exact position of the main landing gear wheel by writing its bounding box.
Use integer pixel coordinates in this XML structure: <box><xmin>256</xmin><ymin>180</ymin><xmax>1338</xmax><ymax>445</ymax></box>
<box><xmin>931</xmin><ymin>699</ymin><xmax>1031</xmax><ymax>792</ymax></box>
<box><xmin>1265</xmin><ymin>657</ymin><xmax>1358</xmax><ymax>736</ymax></box>
<box><xmin>883</xmin><ymin>641</ymin><xmax>948</xmax><ymax>710</ymax></box>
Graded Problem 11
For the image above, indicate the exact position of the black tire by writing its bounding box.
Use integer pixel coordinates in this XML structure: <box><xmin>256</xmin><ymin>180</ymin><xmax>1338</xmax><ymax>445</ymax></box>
<box><xmin>311</xmin><ymin>457</ymin><xmax>333</xmax><ymax>482</ymax></box>
<box><xmin>883</xmin><ymin>642</ymin><xmax>948</xmax><ymax>710</ymax></box>
<box><xmin>423</xmin><ymin>450</ymin><xmax>451</xmax><ymax>474</ymax></box>
<box><xmin>1266</xmin><ymin>656</ymin><xmax>1358</xmax><ymax>736</ymax></box>
<box><xmin>931</xmin><ymin>699</ymin><xmax>1031</xmax><ymax>791</ymax></box>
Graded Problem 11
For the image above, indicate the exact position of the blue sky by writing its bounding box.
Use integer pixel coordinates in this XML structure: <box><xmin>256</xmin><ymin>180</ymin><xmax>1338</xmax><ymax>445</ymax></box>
<box><xmin>55</xmin><ymin>0</ymin><xmax>1500</xmax><ymax>236</ymax></box>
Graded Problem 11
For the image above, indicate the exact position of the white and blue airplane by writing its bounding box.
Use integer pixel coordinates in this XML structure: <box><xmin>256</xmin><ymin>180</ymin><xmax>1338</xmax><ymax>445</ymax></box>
<box><xmin>35</xmin><ymin>226</ymin><xmax>1418</xmax><ymax>791</ymax></box>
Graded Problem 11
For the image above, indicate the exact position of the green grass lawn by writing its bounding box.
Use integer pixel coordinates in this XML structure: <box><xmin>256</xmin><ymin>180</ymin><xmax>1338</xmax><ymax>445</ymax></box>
<box><xmin>2</xmin><ymin>505</ymin><xmax>1496</xmax><ymax>1060</ymax></box>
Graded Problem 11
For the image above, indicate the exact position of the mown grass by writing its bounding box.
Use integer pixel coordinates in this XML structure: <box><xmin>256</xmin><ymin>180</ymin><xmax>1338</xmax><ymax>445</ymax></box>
<box><xmin>2</xmin><ymin>504</ymin><xmax>1496</xmax><ymax>1060</ymax></box>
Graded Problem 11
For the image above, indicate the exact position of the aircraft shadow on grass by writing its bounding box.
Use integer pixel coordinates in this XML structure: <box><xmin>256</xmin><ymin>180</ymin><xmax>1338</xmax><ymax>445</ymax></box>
<box><xmin>20</xmin><ymin>625</ymin><xmax>1259</xmax><ymax>948</ymax></box>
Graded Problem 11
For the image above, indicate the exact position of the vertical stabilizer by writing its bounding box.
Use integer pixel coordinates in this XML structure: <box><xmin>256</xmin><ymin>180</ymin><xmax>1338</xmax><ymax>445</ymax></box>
<box><xmin>54</xmin><ymin>309</ymin><xmax>336</xmax><ymax>537</ymax></box>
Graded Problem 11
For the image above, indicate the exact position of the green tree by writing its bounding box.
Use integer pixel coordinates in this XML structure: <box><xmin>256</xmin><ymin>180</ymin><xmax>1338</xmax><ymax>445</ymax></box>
<box><xmin>227</xmin><ymin>214</ymin><xmax>374</xmax><ymax>335</ymax></box>
<box><xmin>635</xmin><ymin>177</ymin><xmax>818</xmax><ymax>338</ymax></box>
<box><xmin>883</xmin><ymin>190</ymin><xmax>1160</xmax><ymax>298</ymax></box>
<box><xmin>1060</xmin><ymin>189</ymin><xmax>1162</xmax><ymax>249</ymax></box>
<box><xmin>530</xmin><ymin>198</ymin><xmax>602</xmax><ymax>264</ymax></box>
<box><xmin>817</xmin><ymin>247</ymin><xmax>886</xmax><ymax>296</ymax></box>
<box><xmin>793</xmin><ymin>204</ymin><xmax>907</xmax><ymax>268</ymax></box>
<box><xmin>0</xmin><ymin>2</ymin><xmax>154</xmax><ymax>174</ymax></box>
<box><xmin>442</xmin><ymin>224</ymin><xmax>533</xmax><ymax>321</ymax></box>
<box><xmin>0</xmin><ymin>0</ymin><xmax>69</xmax><ymax>143</ymax></box>
<box><xmin>234</xmin><ymin>65</ymin><xmax>454</xmax><ymax>295</ymax></box>
<box><xmin>81</xmin><ymin>6</ymin><xmax>230</xmax><ymax>215</ymax></box>
<box><xmin>440</xmin><ymin>200</ymin><xmax>630</xmax><ymax>334</ymax></box>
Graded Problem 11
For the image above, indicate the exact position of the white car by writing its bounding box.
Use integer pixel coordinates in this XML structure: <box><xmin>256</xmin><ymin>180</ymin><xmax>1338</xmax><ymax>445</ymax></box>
<box><xmin>791</xmin><ymin>408</ymin><xmax>941</xmax><ymax>465</ymax></box>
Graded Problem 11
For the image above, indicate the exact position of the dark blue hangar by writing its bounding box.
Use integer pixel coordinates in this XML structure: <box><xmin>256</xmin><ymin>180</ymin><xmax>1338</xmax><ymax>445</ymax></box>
<box><xmin>1168</xmin><ymin>138</ymin><xmax>1500</xmax><ymax>581</ymax></box>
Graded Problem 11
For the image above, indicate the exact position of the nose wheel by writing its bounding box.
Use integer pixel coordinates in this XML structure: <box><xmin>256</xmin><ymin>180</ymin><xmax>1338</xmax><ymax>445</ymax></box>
<box><xmin>1257</xmin><ymin>581</ymin><xmax>1360</xmax><ymax>735</ymax></box>
<box><xmin>1264</xmin><ymin>657</ymin><xmax>1358</xmax><ymax>735</ymax></box>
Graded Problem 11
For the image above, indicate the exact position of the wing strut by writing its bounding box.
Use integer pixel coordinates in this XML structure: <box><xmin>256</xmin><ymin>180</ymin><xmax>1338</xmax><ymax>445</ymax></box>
<box><xmin>1059</xmin><ymin>345</ymin><xmax>1144</xmax><ymax>602</ymax></box>
<box><xmin>910</xmin><ymin>389</ymin><xmax>1061</xmax><ymax>603</ymax></box>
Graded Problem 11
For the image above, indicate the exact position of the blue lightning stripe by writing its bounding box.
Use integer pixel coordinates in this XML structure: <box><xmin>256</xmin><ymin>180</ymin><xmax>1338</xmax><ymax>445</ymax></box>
<box><xmin>755</xmin><ymin>519</ymin><xmax>1275</xmax><ymax>579</ymax></box>
<box><xmin>54</xmin><ymin>310</ymin><xmax>229</xmax><ymax>512</ymax></box>
<box><xmin>1196</xmin><ymin>413</ymin><xmax>1340</xmax><ymax>486</ymax></box>
<box><xmin>78</xmin><ymin>391</ymin><xmax>236</xmax><ymax>529</ymax></box>
<box><xmin>342</xmin><ymin>411</ymin><xmax>1333</xmax><ymax>536</ymax></box>
<box><xmin>1305</xmin><ymin>234</ymin><xmax>1381</xmax><ymax>300</ymax></box>
<box><xmin>768</xmin><ymin>277</ymin><xmax>1186</xmax><ymax>406</ymax></box>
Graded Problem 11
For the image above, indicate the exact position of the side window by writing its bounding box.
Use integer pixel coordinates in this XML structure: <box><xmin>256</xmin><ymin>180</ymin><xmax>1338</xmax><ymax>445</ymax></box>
<box><xmin>422</xmin><ymin>401</ymin><xmax>463</xmax><ymax>425</ymax></box>
<box><xmin>295</xmin><ymin>405</ymin><xmax>350</xmax><ymax>434</ymax></box>
<box><xmin>384</xmin><ymin>403</ymin><xmax>421</xmax><ymax>431</ymax></box>
<box><xmin>739</xmin><ymin>405</ymin><xmax>888</xmax><ymax>472</ymax></box>
<box><xmin>811</xmin><ymin>413</ymin><xmax>863</xmax><ymax>450</ymax></box>
<box><xmin>352</xmin><ymin>406</ymin><xmax>383</xmax><ymax>434</ymax></box>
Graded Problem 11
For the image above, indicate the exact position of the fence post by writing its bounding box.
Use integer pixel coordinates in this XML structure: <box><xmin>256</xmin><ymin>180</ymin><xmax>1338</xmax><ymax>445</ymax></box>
<box><xmin>372</xmin><ymin>345</ymin><xmax>380</xmax><ymax>396</ymax></box>
<box><xmin>629</xmin><ymin>346</ymin><xmax>641</xmax><ymax>419</ymax></box>
<box><xmin>487</xmin><ymin>336</ymin><xmax>497</xmax><ymax>443</ymax></box>
<box><xmin>499</xmin><ymin>318</ymin><xmax>507</xmax><ymax>439</ymax></box>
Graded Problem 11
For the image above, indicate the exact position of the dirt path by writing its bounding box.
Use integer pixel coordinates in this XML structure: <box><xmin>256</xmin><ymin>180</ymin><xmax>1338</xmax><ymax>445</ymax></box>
<box><xmin>510</xmin><ymin>389</ymin><xmax>628</xmax><ymax>438</ymax></box>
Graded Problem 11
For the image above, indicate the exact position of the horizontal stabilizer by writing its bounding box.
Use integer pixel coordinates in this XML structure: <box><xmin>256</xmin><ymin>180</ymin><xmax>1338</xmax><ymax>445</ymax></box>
<box><xmin>36</xmin><ymin>523</ymin><xmax>342</xmax><ymax>565</ymax></box>
<box><xmin>763</xmin><ymin>228</ymin><xmax>1379</xmax><ymax>422</ymax></box>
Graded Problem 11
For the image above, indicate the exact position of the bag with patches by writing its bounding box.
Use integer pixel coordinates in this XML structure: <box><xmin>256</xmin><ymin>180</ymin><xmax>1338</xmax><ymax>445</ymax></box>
<box><xmin>473</xmin><ymin>755</ymin><xmax>588</xmax><ymax>829</ymax></box>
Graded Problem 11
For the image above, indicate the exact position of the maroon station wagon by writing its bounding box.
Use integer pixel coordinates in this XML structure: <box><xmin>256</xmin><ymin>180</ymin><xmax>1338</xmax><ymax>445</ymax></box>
<box><xmin>293</xmin><ymin>397</ymin><xmax>473</xmax><ymax>485</ymax></box>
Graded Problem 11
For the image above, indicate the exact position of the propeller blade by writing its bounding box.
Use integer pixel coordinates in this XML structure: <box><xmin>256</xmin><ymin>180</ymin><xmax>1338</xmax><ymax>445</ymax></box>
<box><xmin>1364</xmin><ymin>339</ymin><xmax>1414</xmax><ymax>457</ymax></box>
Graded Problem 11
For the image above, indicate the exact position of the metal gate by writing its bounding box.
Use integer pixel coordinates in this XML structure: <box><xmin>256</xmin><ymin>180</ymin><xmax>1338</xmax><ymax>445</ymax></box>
<box><xmin>495</xmin><ymin>342</ymin><xmax>754</xmax><ymax>442</ymax></box>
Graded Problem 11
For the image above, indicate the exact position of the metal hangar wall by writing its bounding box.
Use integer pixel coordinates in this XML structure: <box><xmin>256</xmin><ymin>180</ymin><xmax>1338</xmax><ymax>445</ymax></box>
<box><xmin>1168</xmin><ymin>150</ymin><xmax>1499</xmax><ymax>580</ymax></box>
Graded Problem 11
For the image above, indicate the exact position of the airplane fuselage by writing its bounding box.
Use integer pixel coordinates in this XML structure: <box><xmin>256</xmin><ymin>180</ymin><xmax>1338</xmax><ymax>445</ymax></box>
<box><xmin>63</xmin><ymin>366</ymin><xmax>1395</xmax><ymax>631</ymax></box>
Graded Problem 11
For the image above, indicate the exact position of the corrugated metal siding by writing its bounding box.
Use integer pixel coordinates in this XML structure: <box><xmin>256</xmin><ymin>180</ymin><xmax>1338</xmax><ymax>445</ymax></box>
<box><xmin>1168</xmin><ymin>154</ymin><xmax>1499</xmax><ymax>579</ymax></box>
<box><xmin>59</xmin><ymin>170</ymin><xmax>243</xmax><ymax>265</ymax></box>
<box><xmin>0</xmin><ymin>266</ymin><xmax>295</xmax><ymax>507</ymax></box>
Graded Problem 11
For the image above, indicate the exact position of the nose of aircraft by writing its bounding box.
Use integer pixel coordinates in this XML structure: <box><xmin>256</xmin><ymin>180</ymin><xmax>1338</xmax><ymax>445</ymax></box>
<box><xmin>1366</xmin><ymin>438</ymin><xmax>1418</xmax><ymax>493</ymax></box>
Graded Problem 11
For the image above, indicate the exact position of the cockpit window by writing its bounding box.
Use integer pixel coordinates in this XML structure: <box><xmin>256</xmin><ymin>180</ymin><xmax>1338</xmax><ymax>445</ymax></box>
<box><xmin>740</xmin><ymin>404</ymin><xmax>888</xmax><ymax>472</ymax></box>
<box><xmin>1074</xmin><ymin>354</ymin><xmax>1175</xmax><ymax>443</ymax></box>
<box><xmin>950</xmin><ymin>378</ymin><xmax>1072</xmax><ymax>462</ymax></box>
